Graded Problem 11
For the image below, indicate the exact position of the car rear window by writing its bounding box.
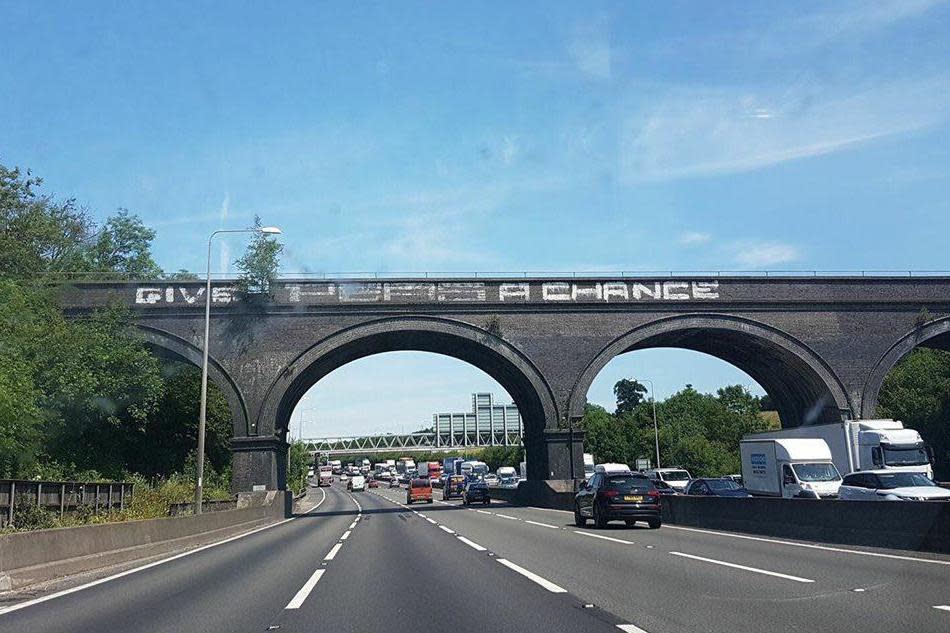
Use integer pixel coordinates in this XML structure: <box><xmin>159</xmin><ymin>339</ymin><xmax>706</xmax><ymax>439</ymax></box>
<box><xmin>411</xmin><ymin>479</ymin><xmax>430</xmax><ymax>488</ymax></box>
<box><xmin>605</xmin><ymin>475</ymin><xmax>654</xmax><ymax>492</ymax></box>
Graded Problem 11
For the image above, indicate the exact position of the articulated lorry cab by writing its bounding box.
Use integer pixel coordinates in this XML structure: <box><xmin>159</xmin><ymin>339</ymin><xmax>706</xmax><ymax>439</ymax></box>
<box><xmin>747</xmin><ymin>420</ymin><xmax>933</xmax><ymax>479</ymax></box>
<box><xmin>740</xmin><ymin>438</ymin><xmax>843</xmax><ymax>498</ymax></box>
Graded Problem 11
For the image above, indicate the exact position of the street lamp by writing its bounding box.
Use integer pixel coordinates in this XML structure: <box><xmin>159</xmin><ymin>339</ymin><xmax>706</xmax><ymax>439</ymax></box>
<box><xmin>641</xmin><ymin>379</ymin><xmax>661</xmax><ymax>470</ymax></box>
<box><xmin>195</xmin><ymin>225</ymin><xmax>282</xmax><ymax>514</ymax></box>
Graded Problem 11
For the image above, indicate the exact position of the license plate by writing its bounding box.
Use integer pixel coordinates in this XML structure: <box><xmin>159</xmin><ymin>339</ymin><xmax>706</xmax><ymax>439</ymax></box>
<box><xmin>624</xmin><ymin>495</ymin><xmax>644</xmax><ymax>502</ymax></box>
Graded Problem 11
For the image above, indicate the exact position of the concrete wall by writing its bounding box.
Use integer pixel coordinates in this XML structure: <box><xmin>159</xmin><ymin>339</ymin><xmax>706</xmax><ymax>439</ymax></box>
<box><xmin>0</xmin><ymin>491</ymin><xmax>290</xmax><ymax>588</ymax></box>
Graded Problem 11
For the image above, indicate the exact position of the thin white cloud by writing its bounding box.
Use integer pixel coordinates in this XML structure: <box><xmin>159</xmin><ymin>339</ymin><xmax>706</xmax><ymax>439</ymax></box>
<box><xmin>733</xmin><ymin>241</ymin><xmax>799</xmax><ymax>269</ymax></box>
<box><xmin>568</xmin><ymin>17</ymin><xmax>611</xmax><ymax>80</ymax></box>
<box><xmin>218</xmin><ymin>193</ymin><xmax>231</xmax><ymax>273</ymax></box>
<box><xmin>795</xmin><ymin>0</ymin><xmax>947</xmax><ymax>44</ymax></box>
<box><xmin>678</xmin><ymin>232</ymin><xmax>712</xmax><ymax>246</ymax></box>
<box><xmin>622</xmin><ymin>76</ymin><xmax>950</xmax><ymax>182</ymax></box>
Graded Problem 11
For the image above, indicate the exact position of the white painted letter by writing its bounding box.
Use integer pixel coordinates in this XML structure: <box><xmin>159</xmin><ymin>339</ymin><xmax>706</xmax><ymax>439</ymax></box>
<box><xmin>662</xmin><ymin>281</ymin><xmax>690</xmax><ymax>300</ymax></box>
<box><xmin>165</xmin><ymin>287</ymin><xmax>175</xmax><ymax>303</ymax></box>
<box><xmin>630</xmin><ymin>283</ymin><xmax>661</xmax><ymax>300</ymax></box>
<box><xmin>135</xmin><ymin>287</ymin><xmax>162</xmax><ymax>304</ymax></box>
<box><xmin>212</xmin><ymin>287</ymin><xmax>234</xmax><ymax>304</ymax></box>
<box><xmin>179</xmin><ymin>287</ymin><xmax>205</xmax><ymax>304</ymax></box>
<box><xmin>603</xmin><ymin>282</ymin><xmax>629</xmax><ymax>302</ymax></box>
<box><xmin>571</xmin><ymin>283</ymin><xmax>603</xmax><ymax>301</ymax></box>
<box><xmin>692</xmin><ymin>281</ymin><xmax>720</xmax><ymax>299</ymax></box>
<box><xmin>542</xmin><ymin>283</ymin><xmax>571</xmax><ymax>301</ymax></box>
<box><xmin>437</xmin><ymin>283</ymin><xmax>486</xmax><ymax>302</ymax></box>
<box><xmin>499</xmin><ymin>283</ymin><xmax>530</xmax><ymax>302</ymax></box>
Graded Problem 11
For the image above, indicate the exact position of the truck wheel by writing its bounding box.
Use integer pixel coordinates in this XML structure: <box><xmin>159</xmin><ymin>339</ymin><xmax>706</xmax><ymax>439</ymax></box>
<box><xmin>574</xmin><ymin>505</ymin><xmax>587</xmax><ymax>527</ymax></box>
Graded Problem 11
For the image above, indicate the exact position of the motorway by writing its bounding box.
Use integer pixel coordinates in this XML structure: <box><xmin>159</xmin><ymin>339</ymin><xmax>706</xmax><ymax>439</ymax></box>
<box><xmin>1</xmin><ymin>481</ymin><xmax>948</xmax><ymax>633</ymax></box>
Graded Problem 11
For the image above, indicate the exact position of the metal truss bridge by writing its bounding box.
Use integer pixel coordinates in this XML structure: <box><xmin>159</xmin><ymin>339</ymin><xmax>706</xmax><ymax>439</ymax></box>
<box><xmin>300</xmin><ymin>429</ymin><xmax>522</xmax><ymax>456</ymax></box>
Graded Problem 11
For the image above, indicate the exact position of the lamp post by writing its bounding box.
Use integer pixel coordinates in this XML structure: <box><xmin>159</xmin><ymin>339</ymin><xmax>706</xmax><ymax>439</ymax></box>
<box><xmin>196</xmin><ymin>225</ymin><xmax>281</xmax><ymax>514</ymax></box>
<box><xmin>641</xmin><ymin>379</ymin><xmax>660</xmax><ymax>470</ymax></box>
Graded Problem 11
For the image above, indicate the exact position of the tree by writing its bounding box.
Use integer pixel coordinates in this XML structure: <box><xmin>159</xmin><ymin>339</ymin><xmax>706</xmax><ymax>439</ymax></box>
<box><xmin>287</xmin><ymin>441</ymin><xmax>310</xmax><ymax>495</ymax></box>
<box><xmin>613</xmin><ymin>378</ymin><xmax>647</xmax><ymax>416</ymax></box>
<box><xmin>88</xmin><ymin>209</ymin><xmax>162</xmax><ymax>278</ymax></box>
<box><xmin>234</xmin><ymin>215</ymin><xmax>283</xmax><ymax>296</ymax></box>
<box><xmin>878</xmin><ymin>348</ymin><xmax>950</xmax><ymax>480</ymax></box>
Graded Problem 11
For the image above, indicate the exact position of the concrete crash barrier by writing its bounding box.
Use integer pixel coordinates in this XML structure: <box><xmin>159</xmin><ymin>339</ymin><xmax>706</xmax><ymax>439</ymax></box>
<box><xmin>0</xmin><ymin>490</ymin><xmax>290</xmax><ymax>591</ymax></box>
<box><xmin>660</xmin><ymin>495</ymin><xmax>950</xmax><ymax>554</ymax></box>
<box><xmin>491</xmin><ymin>480</ymin><xmax>576</xmax><ymax>510</ymax></box>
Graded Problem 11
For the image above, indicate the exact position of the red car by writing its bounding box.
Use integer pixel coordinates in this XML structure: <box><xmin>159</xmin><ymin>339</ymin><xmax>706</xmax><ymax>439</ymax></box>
<box><xmin>368</xmin><ymin>478</ymin><xmax>379</xmax><ymax>488</ymax></box>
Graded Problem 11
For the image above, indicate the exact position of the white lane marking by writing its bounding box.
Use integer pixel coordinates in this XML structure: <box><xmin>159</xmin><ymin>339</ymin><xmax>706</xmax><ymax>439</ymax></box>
<box><xmin>324</xmin><ymin>543</ymin><xmax>343</xmax><ymax>561</ymax></box>
<box><xmin>525</xmin><ymin>520</ymin><xmax>559</xmax><ymax>529</ymax></box>
<box><xmin>418</xmin><ymin>514</ymin><xmax>427</xmax><ymax>519</ymax></box>
<box><xmin>426</xmin><ymin>518</ymin><xmax>437</xmax><ymax>525</ymax></box>
<box><xmin>574</xmin><ymin>530</ymin><xmax>634</xmax><ymax>545</ymax></box>
<box><xmin>934</xmin><ymin>605</ymin><xmax>950</xmax><ymax>612</ymax></box>
<box><xmin>670</xmin><ymin>551</ymin><xmax>814</xmax><ymax>583</ymax></box>
<box><xmin>0</xmin><ymin>488</ymin><xmax>329</xmax><ymax>617</ymax></box>
<box><xmin>617</xmin><ymin>624</ymin><xmax>649</xmax><ymax>633</ymax></box>
<box><xmin>496</xmin><ymin>559</ymin><xmax>567</xmax><ymax>593</ymax></box>
<box><xmin>439</xmin><ymin>525</ymin><xmax>456</xmax><ymax>534</ymax></box>
<box><xmin>457</xmin><ymin>536</ymin><xmax>487</xmax><ymax>551</ymax></box>
<box><xmin>494</xmin><ymin>513</ymin><xmax>519</xmax><ymax>520</ymax></box>
<box><xmin>285</xmin><ymin>569</ymin><xmax>326</xmax><ymax>609</ymax></box>
<box><xmin>476</xmin><ymin>509</ymin><xmax>492</xmax><ymax>514</ymax></box>
<box><xmin>348</xmin><ymin>521</ymin><xmax>357</xmax><ymax>529</ymax></box>
<box><xmin>665</xmin><ymin>525</ymin><xmax>950</xmax><ymax>567</ymax></box>
<box><xmin>340</xmin><ymin>530</ymin><xmax>351</xmax><ymax>541</ymax></box>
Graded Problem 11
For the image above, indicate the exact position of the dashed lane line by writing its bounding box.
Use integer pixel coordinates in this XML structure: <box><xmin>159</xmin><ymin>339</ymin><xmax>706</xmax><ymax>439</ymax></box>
<box><xmin>324</xmin><ymin>543</ymin><xmax>343</xmax><ymax>561</ymax></box>
<box><xmin>616</xmin><ymin>624</ymin><xmax>650</xmax><ymax>633</ymax></box>
<box><xmin>0</xmin><ymin>487</ymin><xmax>330</xmax><ymax>617</ymax></box>
<box><xmin>426</xmin><ymin>518</ymin><xmax>438</xmax><ymax>525</ymax></box>
<box><xmin>934</xmin><ymin>605</ymin><xmax>950</xmax><ymax>612</ymax></box>
<box><xmin>439</xmin><ymin>525</ymin><xmax>456</xmax><ymax>534</ymax></box>
<box><xmin>669</xmin><ymin>551</ymin><xmax>814</xmax><ymax>583</ymax></box>
<box><xmin>573</xmin><ymin>530</ymin><xmax>634</xmax><ymax>545</ymax></box>
<box><xmin>285</xmin><ymin>570</ymin><xmax>326</xmax><ymax>609</ymax></box>
<box><xmin>496</xmin><ymin>559</ymin><xmax>567</xmax><ymax>593</ymax></box>
<box><xmin>340</xmin><ymin>530</ymin><xmax>351</xmax><ymax>541</ymax></box>
<box><xmin>494</xmin><ymin>513</ymin><xmax>520</xmax><ymax>520</ymax></box>
<box><xmin>476</xmin><ymin>509</ymin><xmax>492</xmax><ymax>514</ymax></box>
<box><xmin>457</xmin><ymin>536</ymin><xmax>487</xmax><ymax>551</ymax></box>
<box><xmin>524</xmin><ymin>520</ymin><xmax>559</xmax><ymax>529</ymax></box>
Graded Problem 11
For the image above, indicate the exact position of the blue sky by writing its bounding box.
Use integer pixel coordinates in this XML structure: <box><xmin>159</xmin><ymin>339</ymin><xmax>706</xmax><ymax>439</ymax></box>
<box><xmin>3</xmin><ymin>1</ymin><xmax>950</xmax><ymax>436</ymax></box>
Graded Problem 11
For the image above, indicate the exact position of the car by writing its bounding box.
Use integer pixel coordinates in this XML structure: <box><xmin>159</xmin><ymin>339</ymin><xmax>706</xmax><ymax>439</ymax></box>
<box><xmin>389</xmin><ymin>477</ymin><xmax>400</xmax><ymax>488</ymax></box>
<box><xmin>348</xmin><ymin>475</ymin><xmax>366</xmax><ymax>492</ymax></box>
<box><xmin>652</xmin><ymin>480</ymin><xmax>679</xmax><ymax>495</ymax></box>
<box><xmin>368</xmin><ymin>478</ymin><xmax>379</xmax><ymax>488</ymax></box>
<box><xmin>838</xmin><ymin>470</ymin><xmax>950</xmax><ymax>501</ymax></box>
<box><xmin>406</xmin><ymin>478</ymin><xmax>433</xmax><ymax>504</ymax></box>
<box><xmin>722</xmin><ymin>474</ymin><xmax>743</xmax><ymax>485</ymax></box>
<box><xmin>575</xmin><ymin>466</ymin><xmax>661</xmax><ymax>529</ymax></box>
<box><xmin>683</xmin><ymin>478</ymin><xmax>752</xmax><ymax>497</ymax></box>
<box><xmin>482</xmin><ymin>473</ymin><xmax>500</xmax><ymax>486</ymax></box>
<box><xmin>442</xmin><ymin>475</ymin><xmax>466</xmax><ymax>500</ymax></box>
<box><xmin>463</xmin><ymin>480</ymin><xmax>491</xmax><ymax>505</ymax></box>
<box><xmin>643</xmin><ymin>467</ymin><xmax>693</xmax><ymax>492</ymax></box>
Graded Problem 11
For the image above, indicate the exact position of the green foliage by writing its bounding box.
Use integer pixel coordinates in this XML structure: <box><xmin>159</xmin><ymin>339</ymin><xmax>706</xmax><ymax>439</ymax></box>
<box><xmin>88</xmin><ymin>209</ymin><xmax>162</xmax><ymax>278</ymax></box>
<box><xmin>613</xmin><ymin>378</ymin><xmax>647</xmax><ymax>416</ymax></box>
<box><xmin>234</xmin><ymin>215</ymin><xmax>283</xmax><ymax>296</ymax></box>
<box><xmin>878</xmin><ymin>348</ymin><xmax>950</xmax><ymax>480</ymax></box>
<box><xmin>581</xmin><ymin>381</ymin><xmax>778</xmax><ymax>477</ymax></box>
<box><xmin>287</xmin><ymin>440</ymin><xmax>310</xmax><ymax>495</ymax></box>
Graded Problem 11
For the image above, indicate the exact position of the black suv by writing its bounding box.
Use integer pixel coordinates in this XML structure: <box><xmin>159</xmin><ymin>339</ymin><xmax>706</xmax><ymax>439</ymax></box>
<box><xmin>575</xmin><ymin>471</ymin><xmax>661</xmax><ymax>529</ymax></box>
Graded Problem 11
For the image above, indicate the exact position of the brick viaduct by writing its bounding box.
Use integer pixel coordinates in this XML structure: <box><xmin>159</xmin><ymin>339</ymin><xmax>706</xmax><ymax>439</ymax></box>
<box><xmin>59</xmin><ymin>276</ymin><xmax>950</xmax><ymax>493</ymax></box>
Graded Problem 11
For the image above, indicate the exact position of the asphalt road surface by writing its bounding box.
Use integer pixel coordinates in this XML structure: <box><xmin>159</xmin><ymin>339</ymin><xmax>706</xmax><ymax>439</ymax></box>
<box><xmin>2</xmin><ymin>482</ymin><xmax>949</xmax><ymax>633</ymax></box>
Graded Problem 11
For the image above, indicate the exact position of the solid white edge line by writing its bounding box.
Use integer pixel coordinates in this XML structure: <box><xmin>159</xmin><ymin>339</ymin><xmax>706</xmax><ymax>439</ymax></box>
<box><xmin>494</xmin><ymin>513</ymin><xmax>520</xmax><ymax>520</ymax></box>
<box><xmin>670</xmin><ymin>551</ymin><xmax>814</xmax><ymax>583</ymax></box>
<box><xmin>496</xmin><ymin>559</ymin><xmax>567</xmax><ymax>593</ymax></box>
<box><xmin>439</xmin><ymin>525</ymin><xmax>456</xmax><ymax>534</ymax></box>
<box><xmin>664</xmin><ymin>525</ymin><xmax>950</xmax><ymax>566</ymax></box>
<box><xmin>285</xmin><ymin>569</ymin><xmax>326</xmax><ymax>609</ymax></box>
<box><xmin>525</xmin><ymin>520</ymin><xmax>559</xmax><ymax>529</ymax></box>
<box><xmin>934</xmin><ymin>605</ymin><xmax>950</xmax><ymax>612</ymax></box>
<box><xmin>340</xmin><ymin>530</ymin><xmax>351</xmax><ymax>541</ymax></box>
<box><xmin>457</xmin><ymin>536</ymin><xmax>487</xmax><ymax>551</ymax></box>
<box><xmin>573</xmin><ymin>530</ymin><xmax>634</xmax><ymax>545</ymax></box>
<box><xmin>0</xmin><ymin>487</ymin><xmax>329</xmax><ymax>617</ymax></box>
<box><xmin>617</xmin><ymin>624</ymin><xmax>649</xmax><ymax>633</ymax></box>
<box><xmin>324</xmin><ymin>543</ymin><xmax>343</xmax><ymax>561</ymax></box>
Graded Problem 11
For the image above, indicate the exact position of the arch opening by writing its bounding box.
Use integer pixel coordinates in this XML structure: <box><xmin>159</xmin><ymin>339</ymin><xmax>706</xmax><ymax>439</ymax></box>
<box><xmin>258</xmin><ymin>318</ymin><xmax>559</xmax><ymax>484</ymax></box>
<box><xmin>570</xmin><ymin>315</ymin><xmax>852</xmax><ymax>429</ymax></box>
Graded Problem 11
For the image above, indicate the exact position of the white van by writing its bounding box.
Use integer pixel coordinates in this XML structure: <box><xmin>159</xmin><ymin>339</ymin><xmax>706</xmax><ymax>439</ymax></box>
<box><xmin>348</xmin><ymin>475</ymin><xmax>366</xmax><ymax>492</ymax></box>
<box><xmin>643</xmin><ymin>467</ymin><xmax>692</xmax><ymax>491</ymax></box>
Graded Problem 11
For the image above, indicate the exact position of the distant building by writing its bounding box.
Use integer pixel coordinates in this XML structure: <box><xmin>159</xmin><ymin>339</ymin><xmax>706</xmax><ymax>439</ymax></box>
<box><xmin>432</xmin><ymin>393</ymin><xmax>522</xmax><ymax>446</ymax></box>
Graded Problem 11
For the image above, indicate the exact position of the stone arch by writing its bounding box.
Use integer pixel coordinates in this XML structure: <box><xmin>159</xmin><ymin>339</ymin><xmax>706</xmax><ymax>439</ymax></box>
<box><xmin>567</xmin><ymin>314</ymin><xmax>853</xmax><ymax>427</ymax></box>
<box><xmin>861</xmin><ymin>316</ymin><xmax>950</xmax><ymax>418</ymax></box>
<box><xmin>135</xmin><ymin>324</ymin><xmax>251</xmax><ymax>437</ymax></box>
<box><xmin>257</xmin><ymin>316</ymin><xmax>559</xmax><ymax>480</ymax></box>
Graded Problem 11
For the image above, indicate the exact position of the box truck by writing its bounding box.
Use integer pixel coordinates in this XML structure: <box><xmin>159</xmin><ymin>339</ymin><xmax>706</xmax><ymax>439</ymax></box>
<box><xmin>746</xmin><ymin>420</ymin><xmax>933</xmax><ymax>479</ymax></box>
<box><xmin>740</xmin><ymin>438</ymin><xmax>842</xmax><ymax>498</ymax></box>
